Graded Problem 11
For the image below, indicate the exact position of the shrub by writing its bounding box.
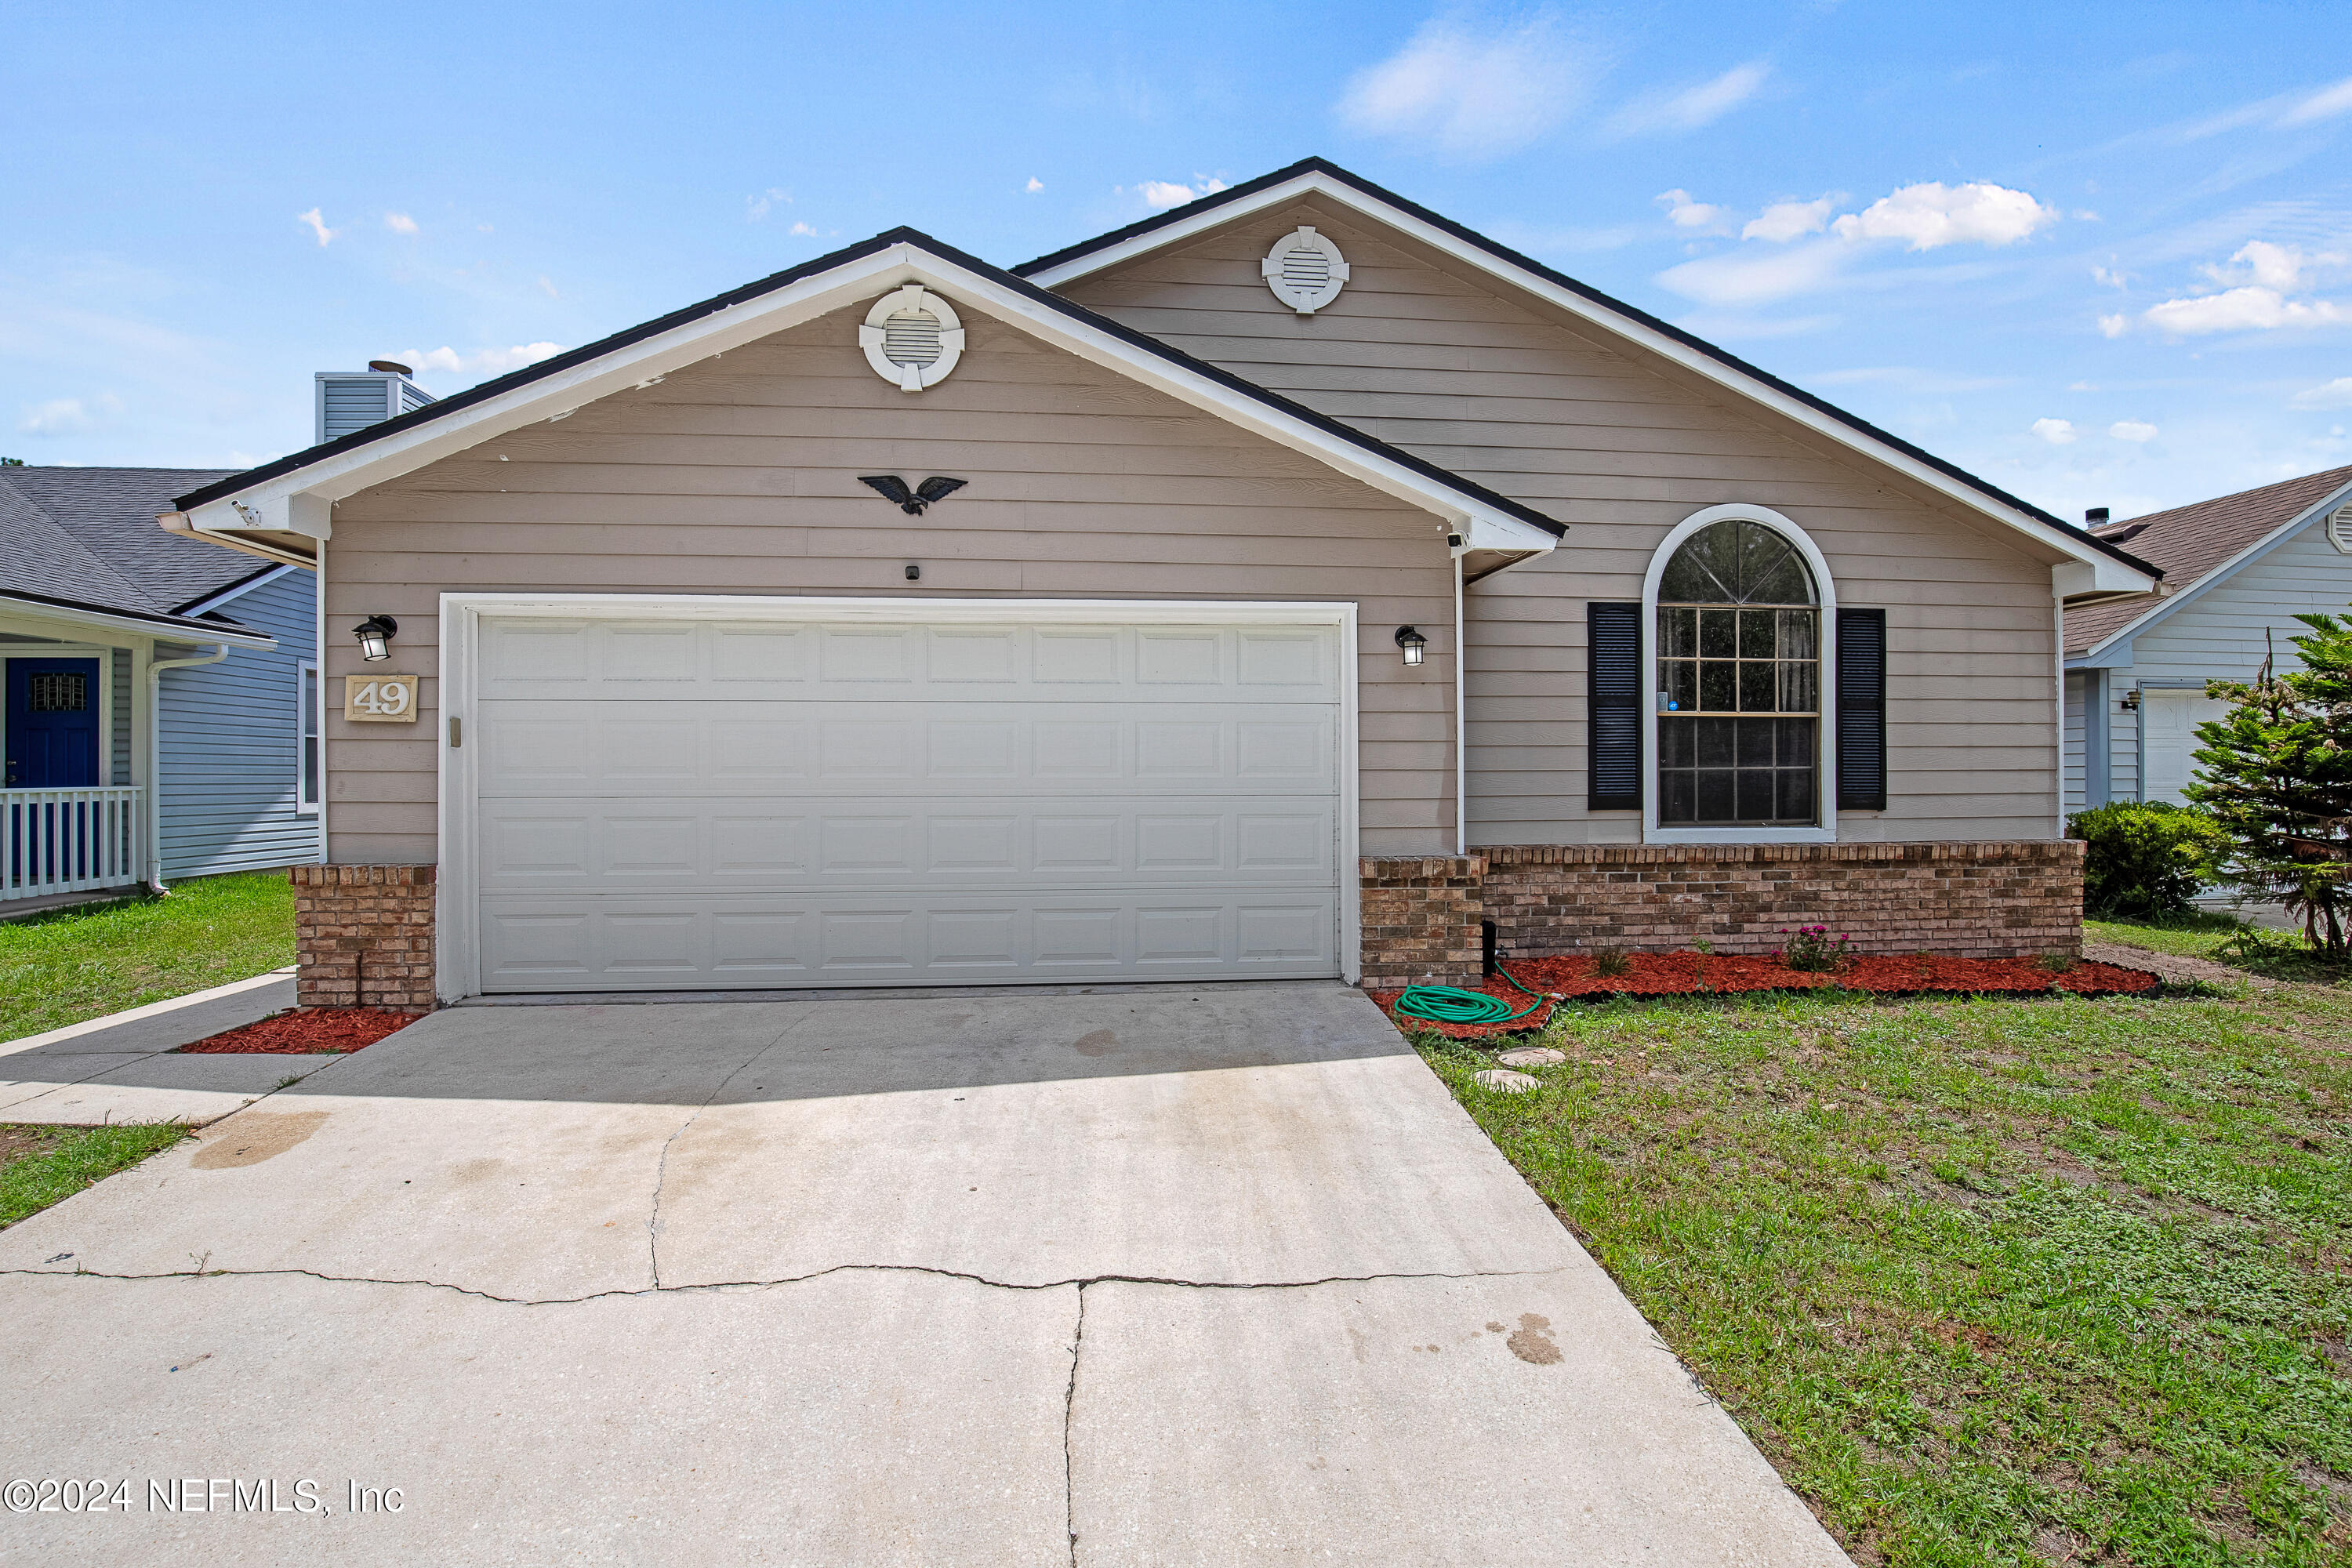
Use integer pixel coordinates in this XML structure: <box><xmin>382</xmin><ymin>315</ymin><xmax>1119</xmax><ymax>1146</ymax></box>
<box><xmin>2066</xmin><ymin>800</ymin><xmax>2230</xmax><ymax>918</ymax></box>
<box><xmin>1777</xmin><ymin>925</ymin><xmax>1856</xmax><ymax>972</ymax></box>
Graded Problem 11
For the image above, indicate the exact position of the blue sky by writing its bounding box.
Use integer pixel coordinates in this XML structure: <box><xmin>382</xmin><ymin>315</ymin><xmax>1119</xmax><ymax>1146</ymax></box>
<box><xmin>6</xmin><ymin>1</ymin><xmax>2352</xmax><ymax>524</ymax></box>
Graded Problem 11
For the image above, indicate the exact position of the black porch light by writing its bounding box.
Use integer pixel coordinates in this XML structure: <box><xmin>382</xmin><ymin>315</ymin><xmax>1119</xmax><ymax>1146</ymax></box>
<box><xmin>353</xmin><ymin>615</ymin><xmax>398</xmax><ymax>662</ymax></box>
<box><xmin>1394</xmin><ymin>625</ymin><xmax>1428</xmax><ymax>666</ymax></box>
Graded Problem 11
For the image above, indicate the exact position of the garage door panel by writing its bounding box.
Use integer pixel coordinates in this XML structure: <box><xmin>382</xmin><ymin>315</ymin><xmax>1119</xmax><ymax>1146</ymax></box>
<box><xmin>477</xmin><ymin>891</ymin><xmax>1339</xmax><ymax>989</ymax></box>
<box><xmin>479</xmin><ymin>796</ymin><xmax>1337</xmax><ymax>890</ymax></box>
<box><xmin>472</xmin><ymin>614</ymin><xmax>1344</xmax><ymax>992</ymax></box>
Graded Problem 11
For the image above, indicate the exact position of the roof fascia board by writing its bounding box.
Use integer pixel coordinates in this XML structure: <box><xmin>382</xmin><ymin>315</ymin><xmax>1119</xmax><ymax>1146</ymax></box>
<box><xmin>174</xmin><ymin>560</ymin><xmax>303</xmax><ymax>618</ymax></box>
<box><xmin>1024</xmin><ymin>169</ymin><xmax>2152</xmax><ymax>592</ymax></box>
<box><xmin>0</xmin><ymin>590</ymin><xmax>276</xmax><ymax>649</ymax></box>
<box><xmin>180</xmin><ymin>240</ymin><xmax>1558</xmax><ymax>557</ymax></box>
<box><xmin>2073</xmin><ymin>477</ymin><xmax>2352</xmax><ymax>663</ymax></box>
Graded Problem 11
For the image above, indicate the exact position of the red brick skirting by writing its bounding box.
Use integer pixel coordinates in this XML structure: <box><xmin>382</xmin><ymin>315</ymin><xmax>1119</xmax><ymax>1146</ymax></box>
<box><xmin>291</xmin><ymin>864</ymin><xmax>437</xmax><ymax>1010</ymax></box>
<box><xmin>1360</xmin><ymin>840</ymin><xmax>2085</xmax><ymax>989</ymax></box>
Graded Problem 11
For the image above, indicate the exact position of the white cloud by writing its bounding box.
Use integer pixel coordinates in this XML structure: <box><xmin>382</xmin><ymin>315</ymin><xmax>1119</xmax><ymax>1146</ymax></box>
<box><xmin>1655</xmin><ymin>189</ymin><xmax>1726</xmax><ymax>230</ymax></box>
<box><xmin>786</xmin><ymin>220</ymin><xmax>830</xmax><ymax>237</ymax></box>
<box><xmin>1830</xmin><ymin>182</ymin><xmax>2056</xmax><ymax>250</ymax></box>
<box><xmin>1609</xmin><ymin>60</ymin><xmax>1769</xmax><ymax>137</ymax></box>
<box><xmin>1742</xmin><ymin>196</ymin><xmax>1835</xmax><ymax>243</ymax></box>
<box><xmin>384</xmin><ymin>212</ymin><xmax>418</xmax><ymax>235</ymax></box>
<box><xmin>2202</xmin><ymin>239</ymin><xmax>2345</xmax><ymax>292</ymax></box>
<box><xmin>746</xmin><ymin>188</ymin><xmax>790</xmax><ymax>221</ymax></box>
<box><xmin>2031</xmin><ymin>417</ymin><xmax>2078</xmax><ymax>445</ymax></box>
<box><xmin>1336</xmin><ymin>13</ymin><xmax>1595</xmax><ymax>157</ymax></box>
<box><xmin>2290</xmin><ymin>376</ymin><xmax>2352</xmax><ymax>408</ymax></box>
<box><xmin>296</xmin><ymin>208</ymin><xmax>336</xmax><ymax>247</ymax></box>
<box><xmin>2280</xmin><ymin>74</ymin><xmax>2352</xmax><ymax>126</ymax></box>
<box><xmin>2090</xmin><ymin>264</ymin><xmax>2128</xmax><ymax>289</ymax></box>
<box><xmin>401</xmin><ymin>343</ymin><xmax>566</xmax><ymax>382</ymax></box>
<box><xmin>1657</xmin><ymin>239</ymin><xmax>1846</xmax><ymax>307</ymax></box>
<box><xmin>536</xmin><ymin>275</ymin><xmax>560</xmax><ymax>299</ymax></box>
<box><xmin>18</xmin><ymin>397</ymin><xmax>96</xmax><ymax>435</ymax></box>
<box><xmin>1138</xmin><ymin>177</ymin><xmax>1228</xmax><ymax>209</ymax></box>
<box><xmin>2110</xmin><ymin>420</ymin><xmax>2159</xmax><ymax>442</ymax></box>
<box><xmin>2143</xmin><ymin>285</ymin><xmax>2348</xmax><ymax>334</ymax></box>
<box><xmin>2098</xmin><ymin>314</ymin><xmax>2129</xmax><ymax>339</ymax></box>
<box><xmin>1025</xmin><ymin>177</ymin><xmax>1044</xmax><ymax>194</ymax></box>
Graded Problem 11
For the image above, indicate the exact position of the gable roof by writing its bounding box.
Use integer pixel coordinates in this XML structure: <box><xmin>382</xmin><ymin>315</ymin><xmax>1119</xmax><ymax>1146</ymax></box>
<box><xmin>0</xmin><ymin>466</ymin><xmax>281</xmax><ymax>643</ymax></box>
<box><xmin>2065</xmin><ymin>463</ymin><xmax>2352</xmax><ymax>658</ymax></box>
<box><xmin>1015</xmin><ymin>158</ymin><xmax>2159</xmax><ymax>595</ymax></box>
<box><xmin>169</xmin><ymin>229</ymin><xmax>1564</xmax><ymax>558</ymax></box>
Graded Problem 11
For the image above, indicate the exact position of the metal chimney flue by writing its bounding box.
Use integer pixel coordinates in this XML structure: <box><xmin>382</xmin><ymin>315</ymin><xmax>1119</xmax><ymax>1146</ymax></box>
<box><xmin>2085</xmin><ymin>506</ymin><xmax>2111</xmax><ymax>528</ymax></box>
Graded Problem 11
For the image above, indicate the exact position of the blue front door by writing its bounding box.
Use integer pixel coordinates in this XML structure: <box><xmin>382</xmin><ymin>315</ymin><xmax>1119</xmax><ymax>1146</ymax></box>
<box><xmin>5</xmin><ymin>659</ymin><xmax>102</xmax><ymax>788</ymax></box>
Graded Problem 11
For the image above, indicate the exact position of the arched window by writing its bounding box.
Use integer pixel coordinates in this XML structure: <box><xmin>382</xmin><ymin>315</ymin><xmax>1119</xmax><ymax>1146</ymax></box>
<box><xmin>1654</xmin><ymin>517</ymin><xmax>1823</xmax><ymax>827</ymax></box>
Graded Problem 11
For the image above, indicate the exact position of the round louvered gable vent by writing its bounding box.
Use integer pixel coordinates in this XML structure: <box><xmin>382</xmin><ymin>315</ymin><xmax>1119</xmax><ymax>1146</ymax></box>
<box><xmin>1262</xmin><ymin>226</ymin><xmax>1348</xmax><ymax>314</ymax></box>
<box><xmin>2330</xmin><ymin>503</ymin><xmax>2352</xmax><ymax>554</ymax></box>
<box><xmin>859</xmin><ymin>285</ymin><xmax>967</xmax><ymax>391</ymax></box>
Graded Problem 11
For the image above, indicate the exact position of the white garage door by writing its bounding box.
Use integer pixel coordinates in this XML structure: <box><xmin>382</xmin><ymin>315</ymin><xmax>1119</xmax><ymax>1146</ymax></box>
<box><xmin>2141</xmin><ymin>689</ymin><xmax>2230</xmax><ymax>805</ymax></box>
<box><xmin>469</xmin><ymin>611</ymin><xmax>1345</xmax><ymax>992</ymax></box>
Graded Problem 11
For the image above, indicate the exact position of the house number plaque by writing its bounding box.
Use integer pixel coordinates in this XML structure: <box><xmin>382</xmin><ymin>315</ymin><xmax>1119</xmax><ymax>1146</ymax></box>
<box><xmin>343</xmin><ymin>673</ymin><xmax>419</xmax><ymax>723</ymax></box>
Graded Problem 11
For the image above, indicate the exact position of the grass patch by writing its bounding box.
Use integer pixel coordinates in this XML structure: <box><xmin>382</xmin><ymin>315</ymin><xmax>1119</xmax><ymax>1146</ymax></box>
<box><xmin>0</xmin><ymin>1122</ymin><xmax>189</xmax><ymax>1228</ymax></box>
<box><xmin>2091</xmin><ymin>913</ymin><xmax>2352</xmax><ymax>986</ymax></box>
<box><xmin>0</xmin><ymin>871</ymin><xmax>294</xmax><ymax>1043</ymax></box>
<box><xmin>1417</xmin><ymin>985</ymin><xmax>2352</xmax><ymax>1566</ymax></box>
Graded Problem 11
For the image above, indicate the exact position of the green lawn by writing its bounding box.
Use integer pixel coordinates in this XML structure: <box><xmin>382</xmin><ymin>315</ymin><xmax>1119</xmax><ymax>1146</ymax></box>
<box><xmin>0</xmin><ymin>1122</ymin><xmax>189</xmax><ymax>1229</ymax></box>
<box><xmin>2091</xmin><ymin>913</ymin><xmax>2351</xmax><ymax>986</ymax></box>
<box><xmin>0</xmin><ymin>872</ymin><xmax>295</xmax><ymax>1042</ymax></box>
<box><xmin>1417</xmin><ymin>982</ymin><xmax>2352</xmax><ymax>1566</ymax></box>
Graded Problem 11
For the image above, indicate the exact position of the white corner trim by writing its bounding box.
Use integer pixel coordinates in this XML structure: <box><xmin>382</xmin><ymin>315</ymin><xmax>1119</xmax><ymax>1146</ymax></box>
<box><xmin>183</xmin><ymin>240</ymin><xmax>1557</xmax><ymax>562</ymax></box>
<box><xmin>1024</xmin><ymin>171</ymin><xmax>2154</xmax><ymax>591</ymax></box>
<box><xmin>1639</xmin><ymin>504</ymin><xmax>1839</xmax><ymax>846</ymax></box>
<box><xmin>432</xmin><ymin>593</ymin><xmax>1365</xmax><ymax>1003</ymax></box>
<box><xmin>1262</xmin><ymin>225</ymin><xmax>1349</xmax><ymax>314</ymax></box>
<box><xmin>858</xmin><ymin>283</ymin><xmax>967</xmax><ymax>391</ymax></box>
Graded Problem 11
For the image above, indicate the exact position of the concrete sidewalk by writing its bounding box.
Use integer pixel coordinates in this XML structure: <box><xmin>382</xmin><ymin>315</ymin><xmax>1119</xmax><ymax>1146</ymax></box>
<box><xmin>0</xmin><ymin>982</ymin><xmax>1851</xmax><ymax>1566</ymax></box>
<box><xmin>1</xmin><ymin>970</ymin><xmax>345</xmax><ymax>1126</ymax></box>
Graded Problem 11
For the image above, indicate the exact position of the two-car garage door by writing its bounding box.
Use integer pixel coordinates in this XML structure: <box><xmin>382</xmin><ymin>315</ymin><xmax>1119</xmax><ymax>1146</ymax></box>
<box><xmin>468</xmin><ymin>609</ymin><xmax>1345</xmax><ymax>992</ymax></box>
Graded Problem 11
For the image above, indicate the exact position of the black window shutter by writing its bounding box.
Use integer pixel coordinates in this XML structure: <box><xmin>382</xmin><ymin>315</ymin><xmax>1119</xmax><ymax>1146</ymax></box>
<box><xmin>1587</xmin><ymin>602</ymin><xmax>1642</xmax><ymax>811</ymax></box>
<box><xmin>1836</xmin><ymin>608</ymin><xmax>1887</xmax><ymax>811</ymax></box>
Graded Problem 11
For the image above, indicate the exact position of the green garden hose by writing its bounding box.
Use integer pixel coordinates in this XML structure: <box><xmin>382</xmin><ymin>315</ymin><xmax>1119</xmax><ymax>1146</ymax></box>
<box><xmin>1392</xmin><ymin>963</ymin><xmax>1554</xmax><ymax>1026</ymax></box>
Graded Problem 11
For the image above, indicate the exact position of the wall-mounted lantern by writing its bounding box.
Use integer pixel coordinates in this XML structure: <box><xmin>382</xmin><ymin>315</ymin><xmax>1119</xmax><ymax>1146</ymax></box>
<box><xmin>353</xmin><ymin>615</ymin><xmax>398</xmax><ymax>662</ymax></box>
<box><xmin>1394</xmin><ymin>626</ymin><xmax>1428</xmax><ymax>667</ymax></box>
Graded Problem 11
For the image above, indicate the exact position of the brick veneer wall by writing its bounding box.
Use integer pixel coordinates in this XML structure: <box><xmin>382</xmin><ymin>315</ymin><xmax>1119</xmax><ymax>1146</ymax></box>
<box><xmin>1359</xmin><ymin>840</ymin><xmax>2084</xmax><ymax>987</ymax></box>
<box><xmin>1358</xmin><ymin>855</ymin><xmax>1487</xmax><ymax>988</ymax></box>
<box><xmin>291</xmin><ymin>865</ymin><xmax>437</xmax><ymax>1010</ymax></box>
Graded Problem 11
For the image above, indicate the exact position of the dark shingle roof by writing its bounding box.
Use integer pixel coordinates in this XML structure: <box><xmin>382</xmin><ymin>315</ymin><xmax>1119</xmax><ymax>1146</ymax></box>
<box><xmin>0</xmin><ymin>466</ymin><xmax>276</xmax><ymax>619</ymax></box>
<box><xmin>2064</xmin><ymin>463</ymin><xmax>2352</xmax><ymax>655</ymax></box>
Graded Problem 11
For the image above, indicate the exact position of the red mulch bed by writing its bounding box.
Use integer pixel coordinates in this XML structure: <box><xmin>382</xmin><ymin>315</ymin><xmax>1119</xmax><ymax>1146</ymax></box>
<box><xmin>176</xmin><ymin>1007</ymin><xmax>425</xmax><ymax>1055</ymax></box>
<box><xmin>1373</xmin><ymin>950</ymin><xmax>2161</xmax><ymax>1040</ymax></box>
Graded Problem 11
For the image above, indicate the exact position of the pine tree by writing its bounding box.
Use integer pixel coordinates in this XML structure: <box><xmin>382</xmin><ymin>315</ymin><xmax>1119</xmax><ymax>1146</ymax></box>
<box><xmin>2187</xmin><ymin>613</ymin><xmax>2352</xmax><ymax>953</ymax></box>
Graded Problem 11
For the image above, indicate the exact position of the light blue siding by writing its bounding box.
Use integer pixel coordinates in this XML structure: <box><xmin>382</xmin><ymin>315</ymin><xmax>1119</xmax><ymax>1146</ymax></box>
<box><xmin>2065</xmin><ymin>514</ymin><xmax>2352</xmax><ymax>802</ymax></box>
<box><xmin>156</xmin><ymin>567</ymin><xmax>321</xmax><ymax>877</ymax></box>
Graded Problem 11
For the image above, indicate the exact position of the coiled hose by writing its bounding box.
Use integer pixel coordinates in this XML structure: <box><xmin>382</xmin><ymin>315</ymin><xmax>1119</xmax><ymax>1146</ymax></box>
<box><xmin>1392</xmin><ymin>962</ymin><xmax>1554</xmax><ymax>1026</ymax></box>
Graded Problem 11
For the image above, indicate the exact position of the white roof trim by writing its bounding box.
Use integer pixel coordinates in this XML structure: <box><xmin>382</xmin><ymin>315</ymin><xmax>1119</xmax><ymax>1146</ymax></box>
<box><xmin>1024</xmin><ymin>169</ymin><xmax>2155</xmax><ymax>594</ymax></box>
<box><xmin>2068</xmin><ymin>474</ymin><xmax>2352</xmax><ymax>666</ymax></box>
<box><xmin>175</xmin><ymin>561</ymin><xmax>304</xmax><ymax>619</ymax></box>
<box><xmin>178</xmin><ymin>241</ymin><xmax>1559</xmax><ymax>560</ymax></box>
<box><xmin>0</xmin><ymin>593</ymin><xmax>276</xmax><ymax>651</ymax></box>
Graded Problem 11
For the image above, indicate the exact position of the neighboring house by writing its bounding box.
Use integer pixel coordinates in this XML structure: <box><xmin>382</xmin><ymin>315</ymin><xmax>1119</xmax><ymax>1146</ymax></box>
<box><xmin>1</xmin><ymin>466</ymin><xmax>318</xmax><ymax>907</ymax></box>
<box><xmin>163</xmin><ymin>158</ymin><xmax>2158</xmax><ymax>1008</ymax></box>
<box><xmin>2064</xmin><ymin>464</ymin><xmax>2352</xmax><ymax>808</ymax></box>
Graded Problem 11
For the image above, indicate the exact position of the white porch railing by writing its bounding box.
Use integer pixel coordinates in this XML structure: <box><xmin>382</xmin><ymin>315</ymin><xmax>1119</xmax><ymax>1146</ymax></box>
<box><xmin>2</xmin><ymin>787</ymin><xmax>143</xmax><ymax>902</ymax></box>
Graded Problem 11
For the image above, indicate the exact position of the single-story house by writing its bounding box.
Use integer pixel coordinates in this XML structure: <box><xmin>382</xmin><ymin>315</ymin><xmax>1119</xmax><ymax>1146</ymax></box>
<box><xmin>2065</xmin><ymin>463</ymin><xmax>2352</xmax><ymax>807</ymax></box>
<box><xmin>2</xmin><ymin>465</ymin><xmax>318</xmax><ymax>909</ymax></box>
<box><xmin>162</xmin><ymin>158</ymin><xmax>2160</xmax><ymax>1007</ymax></box>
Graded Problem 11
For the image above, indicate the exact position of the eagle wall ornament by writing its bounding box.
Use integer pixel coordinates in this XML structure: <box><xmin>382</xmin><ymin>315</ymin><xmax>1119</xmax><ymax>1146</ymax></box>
<box><xmin>858</xmin><ymin>475</ymin><xmax>968</xmax><ymax>515</ymax></box>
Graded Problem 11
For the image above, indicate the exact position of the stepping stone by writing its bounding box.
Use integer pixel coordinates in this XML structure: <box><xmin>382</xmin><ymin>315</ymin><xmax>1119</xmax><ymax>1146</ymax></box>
<box><xmin>1494</xmin><ymin>1047</ymin><xmax>1565</xmax><ymax>1067</ymax></box>
<box><xmin>1472</xmin><ymin>1069</ymin><xmax>1540</xmax><ymax>1094</ymax></box>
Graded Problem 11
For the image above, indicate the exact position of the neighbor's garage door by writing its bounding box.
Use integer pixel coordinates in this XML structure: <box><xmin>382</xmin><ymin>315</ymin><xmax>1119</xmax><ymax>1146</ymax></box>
<box><xmin>472</xmin><ymin>612</ymin><xmax>1343</xmax><ymax>992</ymax></box>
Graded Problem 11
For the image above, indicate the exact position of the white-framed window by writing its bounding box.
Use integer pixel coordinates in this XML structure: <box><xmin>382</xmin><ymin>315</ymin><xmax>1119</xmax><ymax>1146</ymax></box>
<box><xmin>297</xmin><ymin>660</ymin><xmax>321</xmax><ymax>813</ymax></box>
<box><xmin>1642</xmin><ymin>504</ymin><xmax>1838</xmax><ymax>845</ymax></box>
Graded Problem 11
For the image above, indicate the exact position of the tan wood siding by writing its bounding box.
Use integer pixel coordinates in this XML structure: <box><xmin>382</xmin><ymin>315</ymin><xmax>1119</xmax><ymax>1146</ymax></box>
<box><xmin>1062</xmin><ymin>198</ymin><xmax>2065</xmax><ymax>844</ymax></box>
<box><xmin>321</xmin><ymin>300</ymin><xmax>1460</xmax><ymax>865</ymax></box>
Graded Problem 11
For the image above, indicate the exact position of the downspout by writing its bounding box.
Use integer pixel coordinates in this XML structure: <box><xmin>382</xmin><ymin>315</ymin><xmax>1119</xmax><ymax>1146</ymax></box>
<box><xmin>147</xmin><ymin>643</ymin><xmax>230</xmax><ymax>893</ymax></box>
<box><xmin>1454</xmin><ymin>545</ymin><xmax>1467</xmax><ymax>855</ymax></box>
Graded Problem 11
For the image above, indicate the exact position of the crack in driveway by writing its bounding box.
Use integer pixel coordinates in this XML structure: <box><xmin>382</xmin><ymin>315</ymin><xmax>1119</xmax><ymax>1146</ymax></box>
<box><xmin>0</xmin><ymin>1260</ymin><xmax>1566</xmax><ymax>1307</ymax></box>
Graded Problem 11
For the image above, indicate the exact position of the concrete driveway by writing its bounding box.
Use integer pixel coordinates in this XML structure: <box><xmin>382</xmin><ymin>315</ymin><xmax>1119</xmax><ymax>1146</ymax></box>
<box><xmin>0</xmin><ymin>982</ymin><xmax>1847</xmax><ymax>1566</ymax></box>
